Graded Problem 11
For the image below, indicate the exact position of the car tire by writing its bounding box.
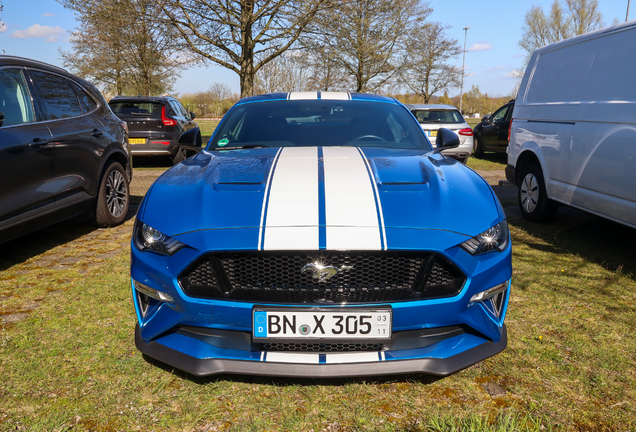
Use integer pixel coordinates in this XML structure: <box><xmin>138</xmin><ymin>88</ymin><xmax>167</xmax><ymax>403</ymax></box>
<box><xmin>473</xmin><ymin>135</ymin><xmax>484</xmax><ymax>158</ymax></box>
<box><xmin>518</xmin><ymin>163</ymin><xmax>558</xmax><ymax>222</ymax></box>
<box><xmin>94</xmin><ymin>161</ymin><xmax>129</xmax><ymax>227</ymax></box>
<box><xmin>172</xmin><ymin>146</ymin><xmax>186</xmax><ymax>165</ymax></box>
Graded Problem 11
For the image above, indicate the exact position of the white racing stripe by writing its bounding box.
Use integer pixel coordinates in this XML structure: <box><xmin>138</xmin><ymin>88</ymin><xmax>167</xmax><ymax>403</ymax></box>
<box><xmin>263</xmin><ymin>147</ymin><xmax>319</xmax><ymax>250</ymax></box>
<box><xmin>289</xmin><ymin>92</ymin><xmax>319</xmax><ymax>100</ymax></box>
<box><xmin>321</xmin><ymin>92</ymin><xmax>350</xmax><ymax>100</ymax></box>
<box><xmin>323</xmin><ymin>147</ymin><xmax>382</xmax><ymax>250</ymax></box>
<box><xmin>325</xmin><ymin>352</ymin><xmax>381</xmax><ymax>364</ymax></box>
<box><xmin>266</xmin><ymin>352</ymin><xmax>320</xmax><ymax>364</ymax></box>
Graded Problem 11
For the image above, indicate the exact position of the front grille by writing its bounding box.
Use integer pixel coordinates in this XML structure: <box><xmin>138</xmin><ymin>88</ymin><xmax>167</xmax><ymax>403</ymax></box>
<box><xmin>178</xmin><ymin>251</ymin><xmax>465</xmax><ymax>303</ymax></box>
<box><xmin>257</xmin><ymin>342</ymin><xmax>384</xmax><ymax>352</ymax></box>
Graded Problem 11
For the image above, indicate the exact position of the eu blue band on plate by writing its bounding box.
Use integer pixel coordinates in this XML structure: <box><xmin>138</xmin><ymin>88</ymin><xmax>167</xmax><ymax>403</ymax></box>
<box><xmin>254</xmin><ymin>311</ymin><xmax>267</xmax><ymax>337</ymax></box>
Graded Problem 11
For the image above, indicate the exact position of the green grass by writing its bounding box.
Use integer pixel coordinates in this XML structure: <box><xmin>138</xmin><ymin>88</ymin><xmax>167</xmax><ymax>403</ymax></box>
<box><xmin>466</xmin><ymin>153</ymin><xmax>507</xmax><ymax>171</ymax></box>
<box><xmin>1</xmin><ymin>168</ymin><xmax>635</xmax><ymax>431</ymax></box>
<box><xmin>197</xmin><ymin>119</ymin><xmax>220</xmax><ymax>143</ymax></box>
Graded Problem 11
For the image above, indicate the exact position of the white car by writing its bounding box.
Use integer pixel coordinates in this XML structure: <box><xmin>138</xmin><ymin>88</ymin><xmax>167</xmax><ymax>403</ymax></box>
<box><xmin>406</xmin><ymin>104</ymin><xmax>474</xmax><ymax>163</ymax></box>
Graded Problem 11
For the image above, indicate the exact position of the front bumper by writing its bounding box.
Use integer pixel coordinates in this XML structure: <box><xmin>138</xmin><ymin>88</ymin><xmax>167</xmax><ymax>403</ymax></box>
<box><xmin>135</xmin><ymin>323</ymin><xmax>507</xmax><ymax>377</ymax></box>
<box><xmin>505</xmin><ymin>164</ymin><xmax>517</xmax><ymax>185</ymax></box>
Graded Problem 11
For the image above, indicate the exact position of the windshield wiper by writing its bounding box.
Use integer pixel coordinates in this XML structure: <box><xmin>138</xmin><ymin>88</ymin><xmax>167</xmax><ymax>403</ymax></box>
<box><xmin>420</xmin><ymin>120</ymin><xmax>441</xmax><ymax>123</ymax></box>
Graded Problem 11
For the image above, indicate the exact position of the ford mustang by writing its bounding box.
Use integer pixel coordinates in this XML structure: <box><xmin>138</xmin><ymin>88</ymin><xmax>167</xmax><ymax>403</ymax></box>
<box><xmin>131</xmin><ymin>92</ymin><xmax>512</xmax><ymax>377</ymax></box>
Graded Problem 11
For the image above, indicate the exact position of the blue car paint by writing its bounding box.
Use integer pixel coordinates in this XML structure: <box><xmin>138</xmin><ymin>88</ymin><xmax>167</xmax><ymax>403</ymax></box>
<box><xmin>131</xmin><ymin>93</ymin><xmax>512</xmax><ymax>376</ymax></box>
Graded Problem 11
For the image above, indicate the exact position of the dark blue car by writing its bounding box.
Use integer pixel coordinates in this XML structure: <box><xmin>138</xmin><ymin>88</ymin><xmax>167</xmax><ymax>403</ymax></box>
<box><xmin>130</xmin><ymin>92</ymin><xmax>512</xmax><ymax>377</ymax></box>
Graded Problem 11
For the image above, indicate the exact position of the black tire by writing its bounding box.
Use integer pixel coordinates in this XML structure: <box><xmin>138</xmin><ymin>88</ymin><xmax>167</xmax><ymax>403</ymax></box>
<box><xmin>473</xmin><ymin>135</ymin><xmax>484</xmax><ymax>158</ymax></box>
<box><xmin>518</xmin><ymin>163</ymin><xmax>558</xmax><ymax>222</ymax></box>
<box><xmin>172</xmin><ymin>146</ymin><xmax>186</xmax><ymax>165</ymax></box>
<box><xmin>94</xmin><ymin>161</ymin><xmax>129</xmax><ymax>227</ymax></box>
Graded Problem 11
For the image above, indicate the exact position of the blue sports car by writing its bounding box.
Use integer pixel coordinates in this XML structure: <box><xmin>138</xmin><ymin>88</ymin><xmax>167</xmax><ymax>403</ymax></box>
<box><xmin>131</xmin><ymin>92</ymin><xmax>512</xmax><ymax>377</ymax></box>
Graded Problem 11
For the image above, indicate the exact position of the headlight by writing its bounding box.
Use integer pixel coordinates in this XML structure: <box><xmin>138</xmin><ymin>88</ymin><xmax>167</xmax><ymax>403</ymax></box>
<box><xmin>133</xmin><ymin>220</ymin><xmax>185</xmax><ymax>255</ymax></box>
<box><xmin>461</xmin><ymin>220</ymin><xmax>509</xmax><ymax>255</ymax></box>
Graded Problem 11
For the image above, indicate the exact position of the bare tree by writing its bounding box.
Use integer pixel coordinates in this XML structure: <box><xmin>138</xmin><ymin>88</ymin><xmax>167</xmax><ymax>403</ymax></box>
<box><xmin>519</xmin><ymin>0</ymin><xmax>604</xmax><ymax>60</ymax></box>
<box><xmin>157</xmin><ymin>0</ymin><xmax>328</xmax><ymax>97</ymax></box>
<box><xmin>254</xmin><ymin>52</ymin><xmax>310</xmax><ymax>93</ymax></box>
<box><xmin>59</xmin><ymin>0</ymin><xmax>190</xmax><ymax>95</ymax></box>
<box><xmin>304</xmin><ymin>0</ymin><xmax>431</xmax><ymax>92</ymax></box>
<box><xmin>398</xmin><ymin>22</ymin><xmax>462</xmax><ymax>103</ymax></box>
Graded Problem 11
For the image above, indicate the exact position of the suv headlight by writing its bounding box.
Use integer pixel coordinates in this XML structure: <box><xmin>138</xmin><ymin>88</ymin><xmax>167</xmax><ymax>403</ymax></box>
<box><xmin>133</xmin><ymin>220</ymin><xmax>185</xmax><ymax>256</ymax></box>
<box><xmin>461</xmin><ymin>220</ymin><xmax>509</xmax><ymax>255</ymax></box>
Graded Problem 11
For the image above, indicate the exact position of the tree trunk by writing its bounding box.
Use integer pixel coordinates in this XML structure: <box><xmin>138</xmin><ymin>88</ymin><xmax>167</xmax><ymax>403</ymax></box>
<box><xmin>240</xmin><ymin>0</ymin><xmax>255</xmax><ymax>97</ymax></box>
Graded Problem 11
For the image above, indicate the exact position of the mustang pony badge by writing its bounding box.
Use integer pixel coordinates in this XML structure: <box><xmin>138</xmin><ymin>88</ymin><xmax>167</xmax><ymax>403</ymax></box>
<box><xmin>301</xmin><ymin>263</ymin><xmax>354</xmax><ymax>282</ymax></box>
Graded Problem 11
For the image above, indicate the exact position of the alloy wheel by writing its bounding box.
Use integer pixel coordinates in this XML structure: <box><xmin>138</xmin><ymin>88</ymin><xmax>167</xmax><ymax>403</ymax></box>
<box><xmin>106</xmin><ymin>170</ymin><xmax>127</xmax><ymax>217</ymax></box>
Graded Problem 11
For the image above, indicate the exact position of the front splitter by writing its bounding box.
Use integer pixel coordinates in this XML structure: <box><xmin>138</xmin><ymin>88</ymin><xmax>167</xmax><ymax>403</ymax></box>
<box><xmin>135</xmin><ymin>324</ymin><xmax>507</xmax><ymax>378</ymax></box>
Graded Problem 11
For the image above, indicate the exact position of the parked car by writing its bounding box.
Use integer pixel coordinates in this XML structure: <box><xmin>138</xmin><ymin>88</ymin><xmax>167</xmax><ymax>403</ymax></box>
<box><xmin>472</xmin><ymin>100</ymin><xmax>514</xmax><ymax>158</ymax></box>
<box><xmin>0</xmin><ymin>55</ymin><xmax>131</xmax><ymax>244</ymax></box>
<box><xmin>131</xmin><ymin>92</ymin><xmax>512</xmax><ymax>378</ymax></box>
<box><xmin>109</xmin><ymin>95</ymin><xmax>198</xmax><ymax>165</ymax></box>
<box><xmin>507</xmin><ymin>20</ymin><xmax>636</xmax><ymax>227</ymax></box>
<box><xmin>405</xmin><ymin>104</ymin><xmax>473</xmax><ymax>163</ymax></box>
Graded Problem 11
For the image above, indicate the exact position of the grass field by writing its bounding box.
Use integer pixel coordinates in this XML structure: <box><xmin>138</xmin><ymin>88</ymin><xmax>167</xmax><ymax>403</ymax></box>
<box><xmin>1</xmin><ymin>164</ymin><xmax>635</xmax><ymax>431</ymax></box>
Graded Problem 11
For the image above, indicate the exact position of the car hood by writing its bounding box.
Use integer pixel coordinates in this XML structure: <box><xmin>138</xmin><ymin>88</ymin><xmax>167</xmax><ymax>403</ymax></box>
<box><xmin>140</xmin><ymin>146</ymin><xmax>502</xmax><ymax>249</ymax></box>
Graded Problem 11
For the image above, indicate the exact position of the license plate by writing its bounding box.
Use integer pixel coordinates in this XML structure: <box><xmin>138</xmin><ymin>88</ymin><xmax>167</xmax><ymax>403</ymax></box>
<box><xmin>129</xmin><ymin>138</ymin><xmax>146</xmax><ymax>144</ymax></box>
<box><xmin>428</xmin><ymin>131</ymin><xmax>437</xmax><ymax>137</ymax></box>
<box><xmin>253</xmin><ymin>308</ymin><xmax>391</xmax><ymax>340</ymax></box>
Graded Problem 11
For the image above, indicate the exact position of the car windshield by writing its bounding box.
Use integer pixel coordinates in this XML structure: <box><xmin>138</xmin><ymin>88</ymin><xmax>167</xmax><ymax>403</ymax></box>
<box><xmin>209</xmin><ymin>100</ymin><xmax>430</xmax><ymax>151</ymax></box>
<box><xmin>413</xmin><ymin>109</ymin><xmax>464</xmax><ymax>124</ymax></box>
<box><xmin>109</xmin><ymin>101</ymin><xmax>163</xmax><ymax>117</ymax></box>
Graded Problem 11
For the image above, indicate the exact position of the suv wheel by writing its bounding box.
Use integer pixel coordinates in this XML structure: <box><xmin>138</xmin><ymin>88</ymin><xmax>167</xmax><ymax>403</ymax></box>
<box><xmin>473</xmin><ymin>135</ymin><xmax>484</xmax><ymax>158</ymax></box>
<box><xmin>95</xmin><ymin>161</ymin><xmax>129</xmax><ymax>227</ymax></box>
<box><xmin>518</xmin><ymin>163</ymin><xmax>558</xmax><ymax>222</ymax></box>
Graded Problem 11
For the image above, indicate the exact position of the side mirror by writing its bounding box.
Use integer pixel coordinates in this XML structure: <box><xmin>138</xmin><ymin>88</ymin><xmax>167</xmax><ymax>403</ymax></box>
<box><xmin>190</xmin><ymin>112</ymin><xmax>196</xmax><ymax>120</ymax></box>
<box><xmin>434</xmin><ymin>128</ymin><xmax>460</xmax><ymax>152</ymax></box>
<box><xmin>0</xmin><ymin>111</ymin><xmax>4</xmax><ymax>128</ymax></box>
<box><xmin>178</xmin><ymin>127</ymin><xmax>202</xmax><ymax>147</ymax></box>
<box><xmin>482</xmin><ymin>115</ymin><xmax>491</xmax><ymax>123</ymax></box>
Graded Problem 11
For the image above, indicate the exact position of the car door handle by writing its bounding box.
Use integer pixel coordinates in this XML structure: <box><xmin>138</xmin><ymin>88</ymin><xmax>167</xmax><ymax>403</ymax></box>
<box><xmin>29</xmin><ymin>138</ymin><xmax>52</xmax><ymax>150</ymax></box>
<box><xmin>91</xmin><ymin>129</ymin><xmax>104</xmax><ymax>138</ymax></box>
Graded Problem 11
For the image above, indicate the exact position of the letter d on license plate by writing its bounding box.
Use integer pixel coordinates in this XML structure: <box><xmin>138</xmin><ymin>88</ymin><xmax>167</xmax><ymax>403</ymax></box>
<box><xmin>252</xmin><ymin>308</ymin><xmax>391</xmax><ymax>340</ymax></box>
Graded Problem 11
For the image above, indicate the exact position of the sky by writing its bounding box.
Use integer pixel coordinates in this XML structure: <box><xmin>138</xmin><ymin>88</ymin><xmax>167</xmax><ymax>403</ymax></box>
<box><xmin>0</xmin><ymin>0</ymin><xmax>631</xmax><ymax>98</ymax></box>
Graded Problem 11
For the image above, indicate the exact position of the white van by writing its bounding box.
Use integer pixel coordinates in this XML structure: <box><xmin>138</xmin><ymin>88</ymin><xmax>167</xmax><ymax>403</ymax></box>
<box><xmin>506</xmin><ymin>20</ymin><xmax>636</xmax><ymax>228</ymax></box>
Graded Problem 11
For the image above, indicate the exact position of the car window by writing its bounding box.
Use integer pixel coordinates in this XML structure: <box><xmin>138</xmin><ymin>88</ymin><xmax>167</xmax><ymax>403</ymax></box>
<box><xmin>70</xmin><ymin>81</ymin><xmax>98</xmax><ymax>114</ymax></box>
<box><xmin>492</xmin><ymin>106</ymin><xmax>509</xmax><ymax>121</ymax></box>
<box><xmin>110</xmin><ymin>101</ymin><xmax>163</xmax><ymax>117</ymax></box>
<box><xmin>168</xmin><ymin>101</ymin><xmax>182</xmax><ymax>118</ymax></box>
<box><xmin>0</xmin><ymin>68</ymin><xmax>36</xmax><ymax>127</ymax></box>
<box><xmin>211</xmin><ymin>100</ymin><xmax>429</xmax><ymax>151</ymax></box>
<box><xmin>412</xmin><ymin>109</ymin><xmax>464</xmax><ymax>124</ymax></box>
<box><xmin>172</xmin><ymin>100</ymin><xmax>189</xmax><ymax>119</ymax></box>
<box><xmin>29</xmin><ymin>70</ymin><xmax>83</xmax><ymax>120</ymax></box>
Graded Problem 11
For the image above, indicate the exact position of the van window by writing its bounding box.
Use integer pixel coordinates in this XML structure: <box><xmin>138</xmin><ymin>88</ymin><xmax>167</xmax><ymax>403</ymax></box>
<box><xmin>30</xmin><ymin>70</ymin><xmax>84</xmax><ymax>120</ymax></box>
<box><xmin>526</xmin><ymin>42</ymin><xmax>594</xmax><ymax>104</ymax></box>
<box><xmin>0</xmin><ymin>68</ymin><xmax>36</xmax><ymax>126</ymax></box>
<box><xmin>526</xmin><ymin>29</ymin><xmax>636</xmax><ymax>104</ymax></box>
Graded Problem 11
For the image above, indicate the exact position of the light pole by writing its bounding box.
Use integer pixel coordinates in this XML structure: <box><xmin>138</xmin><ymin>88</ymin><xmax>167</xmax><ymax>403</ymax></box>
<box><xmin>627</xmin><ymin>0</ymin><xmax>631</xmax><ymax>21</ymax></box>
<box><xmin>459</xmin><ymin>27</ymin><xmax>469</xmax><ymax>114</ymax></box>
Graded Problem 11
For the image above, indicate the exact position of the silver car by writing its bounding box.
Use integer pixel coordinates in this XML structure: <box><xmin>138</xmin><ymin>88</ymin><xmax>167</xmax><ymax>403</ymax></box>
<box><xmin>405</xmin><ymin>104</ymin><xmax>473</xmax><ymax>163</ymax></box>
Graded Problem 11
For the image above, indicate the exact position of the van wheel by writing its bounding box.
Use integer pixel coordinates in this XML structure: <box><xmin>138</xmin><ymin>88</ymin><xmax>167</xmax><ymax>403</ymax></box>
<box><xmin>518</xmin><ymin>164</ymin><xmax>558</xmax><ymax>222</ymax></box>
<box><xmin>94</xmin><ymin>161</ymin><xmax>129</xmax><ymax>227</ymax></box>
<box><xmin>172</xmin><ymin>146</ymin><xmax>186</xmax><ymax>165</ymax></box>
<box><xmin>473</xmin><ymin>136</ymin><xmax>484</xmax><ymax>158</ymax></box>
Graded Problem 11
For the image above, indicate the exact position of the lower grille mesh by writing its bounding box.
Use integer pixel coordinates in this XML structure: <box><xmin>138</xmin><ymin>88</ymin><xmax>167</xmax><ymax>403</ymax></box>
<box><xmin>178</xmin><ymin>251</ymin><xmax>465</xmax><ymax>303</ymax></box>
<box><xmin>258</xmin><ymin>342</ymin><xmax>384</xmax><ymax>352</ymax></box>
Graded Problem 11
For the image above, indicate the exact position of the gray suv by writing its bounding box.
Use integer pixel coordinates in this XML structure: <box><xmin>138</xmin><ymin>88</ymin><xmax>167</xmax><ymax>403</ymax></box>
<box><xmin>109</xmin><ymin>96</ymin><xmax>197</xmax><ymax>165</ymax></box>
<box><xmin>0</xmin><ymin>56</ymin><xmax>131</xmax><ymax>244</ymax></box>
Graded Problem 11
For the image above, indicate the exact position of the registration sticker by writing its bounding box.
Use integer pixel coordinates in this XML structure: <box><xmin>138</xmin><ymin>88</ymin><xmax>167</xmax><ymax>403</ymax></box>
<box><xmin>253</xmin><ymin>308</ymin><xmax>391</xmax><ymax>340</ymax></box>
